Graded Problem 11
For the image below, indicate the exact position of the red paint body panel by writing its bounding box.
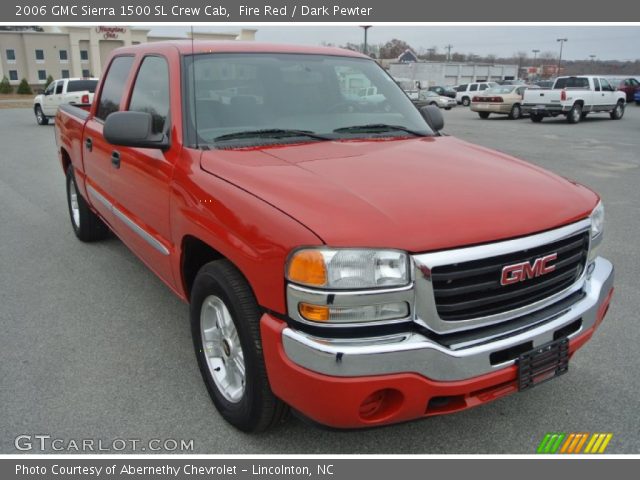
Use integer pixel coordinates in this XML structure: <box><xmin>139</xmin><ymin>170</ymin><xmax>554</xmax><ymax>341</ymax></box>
<box><xmin>261</xmin><ymin>288</ymin><xmax>613</xmax><ymax>428</ymax></box>
<box><xmin>201</xmin><ymin>136</ymin><xmax>598</xmax><ymax>251</ymax></box>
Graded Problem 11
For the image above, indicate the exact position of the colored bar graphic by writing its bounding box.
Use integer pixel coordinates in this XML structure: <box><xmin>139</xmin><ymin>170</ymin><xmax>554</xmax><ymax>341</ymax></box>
<box><xmin>538</xmin><ymin>433</ymin><xmax>613</xmax><ymax>454</ymax></box>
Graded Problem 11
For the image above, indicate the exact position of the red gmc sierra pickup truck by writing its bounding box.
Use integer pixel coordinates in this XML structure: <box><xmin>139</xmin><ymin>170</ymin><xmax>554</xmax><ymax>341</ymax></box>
<box><xmin>55</xmin><ymin>41</ymin><xmax>614</xmax><ymax>432</ymax></box>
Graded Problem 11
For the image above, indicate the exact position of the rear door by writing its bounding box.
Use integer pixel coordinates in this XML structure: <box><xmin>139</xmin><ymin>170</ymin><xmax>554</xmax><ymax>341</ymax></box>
<box><xmin>106</xmin><ymin>54</ymin><xmax>176</xmax><ymax>282</ymax></box>
<box><xmin>83</xmin><ymin>55</ymin><xmax>135</xmax><ymax>225</ymax></box>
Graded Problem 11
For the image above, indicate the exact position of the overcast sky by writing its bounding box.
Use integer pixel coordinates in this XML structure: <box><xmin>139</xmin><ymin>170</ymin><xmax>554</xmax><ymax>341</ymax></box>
<box><xmin>149</xmin><ymin>26</ymin><xmax>639</xmax><ymax>61</ymax></box>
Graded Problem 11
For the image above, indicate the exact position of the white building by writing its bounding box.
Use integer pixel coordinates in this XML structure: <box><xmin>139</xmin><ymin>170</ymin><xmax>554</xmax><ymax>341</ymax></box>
<box><xmin>389</xmin><ymin>61</ymin><xmax>519</xmax><ymax>87</ymax></box>
<box><xmin>0</xmin><ymin>26</ymin><xmax>257</xmax><ymax>86</ymax></box>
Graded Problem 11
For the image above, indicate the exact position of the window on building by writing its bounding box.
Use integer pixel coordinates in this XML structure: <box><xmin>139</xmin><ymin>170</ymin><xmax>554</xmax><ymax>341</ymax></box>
<box><xmin>61</xmin><ymin>69</ymin><xmax>70</xmax><ymax>79</ymax></box>
<box><xmin>35</xmin><ymin>49</ymin><xmax>45</xmax><ymax>61</ymax></box>
<box><xmin>128</xmin><ymin>56</ymin><xmax>170</xmax><ymax>134</ymax></box>
<box><xmin>6</xmin><ymin>49</ymin><xmax>16</xmax><ymax>61</ymax></box>
<box><xmin>59</xmin><ymin>50</ymin><xmax>68</xmax><ymax>62</ymax></box>
<box><xmin>38</xmin><ymin>70</ymin><xmax>47</xmax><ymax>81</ymax></box>
<box><xmin>9</xmin><ymin>70</ymin><xmax>18</xmax><ymax>81</ymax></box>
<box><xmin>82</xmin><ymin>69</ymin><xmax>91</xmax><ymax>78</ymax></box>
<box><xmin>80</xmin><ymin>50</ymin><xmax>89</xmax><ymax>61</ymax></box>
<box><xmin>96</xmin><ymin>56</ymin><xmax>135</xmax><ymax>121</ymax></box>
<box><xmin>56</xmin><ymin>82</ymin><xmax>64</xmax><ymax>94</ymax></box>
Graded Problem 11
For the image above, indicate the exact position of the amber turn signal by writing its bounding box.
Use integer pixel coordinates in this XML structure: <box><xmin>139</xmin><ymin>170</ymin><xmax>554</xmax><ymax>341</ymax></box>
<box><xmin>286</xmin><ymin>250</ymin><xmax>327</xmax><ymax>287</ymax></box>
<box><xmin>298</xmin><ymin>303</ymin><xmax>330</xmax><ymax>322</ymax></box>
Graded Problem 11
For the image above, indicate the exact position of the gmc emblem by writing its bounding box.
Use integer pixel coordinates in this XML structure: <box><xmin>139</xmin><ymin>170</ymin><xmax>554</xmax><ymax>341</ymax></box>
<box><xmin>500</xmin><ymin>253</ymin><xmax>558</xmax><ymax>286</ymax></box>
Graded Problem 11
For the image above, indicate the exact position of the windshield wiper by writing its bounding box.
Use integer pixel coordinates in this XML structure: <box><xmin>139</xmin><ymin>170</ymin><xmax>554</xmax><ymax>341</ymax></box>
<box><xmin>333</xmin><ymin>124</ymin><xmax>428</xmax><ymax>137</ymax></box>
<box><xmin>213</xmin><ymin>129</ymin><xmax>332</xmax><ymax>142</ymax></box>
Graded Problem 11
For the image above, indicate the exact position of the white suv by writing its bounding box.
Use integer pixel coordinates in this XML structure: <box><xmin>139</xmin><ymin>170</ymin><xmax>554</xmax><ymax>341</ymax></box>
<box><xmin>456</xmin><ymin>82</ymin><xmax>499</xmax><ymax>106</ymax></box>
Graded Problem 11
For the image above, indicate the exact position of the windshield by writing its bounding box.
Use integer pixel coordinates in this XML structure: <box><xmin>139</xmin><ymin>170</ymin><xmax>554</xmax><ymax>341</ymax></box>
<box><xmin>184</xmin><ymin>53</ymin><xmax>433</xmax><ymax>147</ymax></box>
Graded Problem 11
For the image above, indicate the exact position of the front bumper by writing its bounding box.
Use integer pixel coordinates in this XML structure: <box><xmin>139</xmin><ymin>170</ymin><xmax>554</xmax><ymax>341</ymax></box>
<box><xmin>262</xmin><ymin>257</ymin><xmax>614</xmax><ymax>428</ymax></box>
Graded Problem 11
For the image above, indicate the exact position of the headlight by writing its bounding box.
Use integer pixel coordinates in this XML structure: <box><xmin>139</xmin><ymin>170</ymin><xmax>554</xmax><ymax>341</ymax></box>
<box><xmin>286</xmin><ymin>248</ymin><xmax>410</xmax><ymax>290</ymax></box>
<box><xmin>590</xmin><ymin>201</ymin><xmax>604</xmax><ymax>239</ymax></box>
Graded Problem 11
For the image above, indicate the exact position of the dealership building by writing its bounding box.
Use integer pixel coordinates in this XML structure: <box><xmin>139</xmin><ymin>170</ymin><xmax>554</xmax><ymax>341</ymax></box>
<box><xmin>0</xmin><ymin>26</ymin><xmax>257</xmax><ymax>85</ymax></box>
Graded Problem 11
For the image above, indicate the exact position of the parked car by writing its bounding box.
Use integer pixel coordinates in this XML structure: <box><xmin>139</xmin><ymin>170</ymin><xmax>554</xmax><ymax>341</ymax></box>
<box><xmin>55</xmin><ymin>42</ymin><xmax>614</xmax><ymax>432</ymax></box>
<box><xmin>522</xmin><ymin>75</ymin><xmax>626</xmax><ymax>123</ymax></box>
<box><xmin>635</xmin><ymin>89</ymin><xmax>640</xmax><ymax>105</ymax></box>
<box><xmin>455</xmin><ymin>82</ymin><xmax>499</xmax><ymax>106</ymax></box>
<box><xmin>33</xmin><ymin>77</ymin><xmax>98</xmax><ymax>125</ymax></box>
<box><xmin>413</xmin><ymin>90</ymin><xmax>457</xmax><ymax>109</ymax></box>
<box><xmin>427</xmin><ymin>85</ymin><xmax>457</xmax><ymax>98</ymax></box>
<box><xmin>393</xmin><ymin>77</ymin><xmax>420</xmax><ymax>100</ymax></box>
<box><xmin>470</xmin><ymin>85</ymin><xmax>534</xmax><ymax>119</ymax></box>
<box><xmin>603</xmin><ymin>77</ymin><xmax>640</xmax><ymax>102</ymax></box>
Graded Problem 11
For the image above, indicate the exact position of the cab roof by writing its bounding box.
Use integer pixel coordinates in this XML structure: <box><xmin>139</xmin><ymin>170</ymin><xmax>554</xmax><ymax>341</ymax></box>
<box><xmin>113</xmin><ymin>40</ymin><xmax>370</xmax><ymax>59</ymax></box>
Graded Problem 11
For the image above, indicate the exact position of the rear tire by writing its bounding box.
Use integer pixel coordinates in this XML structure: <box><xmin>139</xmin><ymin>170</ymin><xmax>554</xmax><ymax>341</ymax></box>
<box><xmin>610</xmin><ymin>101</ymin><xmax>624</xmax><ymax>120</ymax></box>
<box><xmin>478</xmin><ymin>112</ymin><xmax>490</xmax><ymax>119</ymax></box>
<box><xmin>530</xmin><ymin>114</ymin><xmax>544</xmax><ymax>123</ymax></box>
<box><xmin>567</xmin><ymin>103</ymin><xmax>582</xmax><ymax>124</ymax></box>
<box><xmin>190</xmin><ymin>260</ymin><xmax>289</xmax><ymax>432</ymax></box>
<box><xmin>509</xmin><ymin>104</ymin><xmax>522</xmax><ymax>120</ymax></box>
<box><xmin>35</xmin><ymin>105</ymin><xmax>48</xmax><ymax>125</ymax></box>
<box><xmin>66</xmin><ymin>167</ymin><xmax>109</xmax><ymax>242</ymax></box>
<box><xmin>462</xmin><ymin>97</ymin><xmax>471</xmax><ymax>107</ymax></box>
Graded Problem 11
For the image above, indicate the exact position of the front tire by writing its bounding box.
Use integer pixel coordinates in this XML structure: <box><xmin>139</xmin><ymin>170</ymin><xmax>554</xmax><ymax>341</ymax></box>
<box><xmin>66</xmin><ymin>167</ymin><xmax>109</xmax><ymax>242</ymax></box>
<box><xmin>567</xmin><ymin>103</ymin><xmax>582</xmax><ymax>124</ymax></box>
<box><xmin>35</xmin><ymin>105</ymin><xmax>48</xmax><ymax>125</ymax></box>
<box><xmin>610</xmin><ymin>102</ymin><xmax>624</xmax><ymax>120</ymax></box>
<box><xmin>190</xmin><ymin>260</ymin><xmax>289</xmax><ymax>432</ymax></box>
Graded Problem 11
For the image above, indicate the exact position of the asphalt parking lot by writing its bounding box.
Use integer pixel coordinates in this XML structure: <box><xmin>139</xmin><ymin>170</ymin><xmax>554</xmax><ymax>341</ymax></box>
<box><xmin>1</xmin><ymin>105</ymin><xmax>638</xmax><ymax>454</ymax></box>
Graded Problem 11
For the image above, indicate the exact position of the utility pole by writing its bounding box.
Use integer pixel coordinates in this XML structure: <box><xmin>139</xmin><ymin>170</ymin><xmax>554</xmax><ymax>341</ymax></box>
<box><xmin>360</xmin><ymin>25</ymin><xmax>372</xmax><ymax>56</ymax></box>
<box><xmin>532</xmin><ymin>49</ymin><xmax>540</xmax><ymax>80</ymax></box>
<box><xmin>444</xmin><ymin>44</ymin><xmax>453</xmax><ymax>62</ymax></box>
<box><xmin>556</xmin><ymin>38</ymin><xmax>568</xmax><ymax>75</ymax></box>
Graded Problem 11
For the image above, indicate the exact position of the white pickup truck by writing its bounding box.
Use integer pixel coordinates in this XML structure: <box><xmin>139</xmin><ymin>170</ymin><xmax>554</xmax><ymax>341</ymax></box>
<box><xmin>521</xmin><ymin>75</ymin><xmax>626</xmax><ymax>124</ymax></box>
<box><xmin>33</xmin><ymin>77</ymin><xmax>99</xmax><ymax>125</ymax></box>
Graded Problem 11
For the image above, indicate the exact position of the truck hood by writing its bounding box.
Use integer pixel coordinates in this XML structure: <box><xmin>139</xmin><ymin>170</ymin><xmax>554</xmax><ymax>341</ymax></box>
<box><xmin>200</xmin><ymin>136</ymin><xmax>598</xmax><ymax>252</ymax></box>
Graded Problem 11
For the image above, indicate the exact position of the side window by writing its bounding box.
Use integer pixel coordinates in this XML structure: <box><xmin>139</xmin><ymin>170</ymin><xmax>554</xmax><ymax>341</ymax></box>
<box><xmin>593</xmin><ymin>78</ymin><xmax>600</xmax><ymax>91</ymax></box>
<box><xmin>128</xmin><ymin>56</ymin><xmax>170</xmax><ymax>135</ymax></box>
<box><xmin>470</xmin><ymin>84</ymin><xmax>478</xmax><ymax>91</ymax></box>
<box><xmin>599</xmin><ymin>78</ymin><xmax>612</xmax><ymax>92</ymax></box>
<box><xmin>44</xmin><ymin>82</ymin><xmax>55</xmax><ymax>95</ymax></box>
<box><xmin>479</xmin><ymin>84</ymin><xmax>488</xmax><ymax>91</ymax></box>
<box><xmin>96</xmin><ymin>56</ymin><xmax>135</xmax><ymax>121</ymax></box>
<box><xmin>55</xmin><ymin>81</ymin><xmax>64</xmax><ymax>94</ymax></box>
<box><xmin>457</xmin><ymin>84</ymin><xmax>468</xmax><ymax>92</ymax></box>
<box><xmin>630</xmin><ymin>78</ymin><xmax>639</xmax><ymax>87</ymax></box>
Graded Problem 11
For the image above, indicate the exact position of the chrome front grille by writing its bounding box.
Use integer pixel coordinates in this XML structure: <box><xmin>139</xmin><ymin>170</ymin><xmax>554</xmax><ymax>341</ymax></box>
<box><xmin>412</xmin><ymin>219</ymin><xmax>592</xmax><ymax>334</ymax></box>
<box><xmin>431</xmin><ymin>231</ymin><xmax>589</xmax><ymax>321</ymax></box>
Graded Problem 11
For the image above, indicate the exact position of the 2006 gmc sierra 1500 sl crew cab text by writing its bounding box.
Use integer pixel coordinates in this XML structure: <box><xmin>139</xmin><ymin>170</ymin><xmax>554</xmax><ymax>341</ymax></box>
<box><xmin>54</xmin><ymin>42</ymin><xmax>614</xmax><ymax>432</ymax></box>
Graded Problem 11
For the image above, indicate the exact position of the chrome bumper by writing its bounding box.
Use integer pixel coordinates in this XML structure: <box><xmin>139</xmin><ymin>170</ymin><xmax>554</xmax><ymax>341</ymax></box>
<box><xmin>282</xmin><ymin>257</ymin><xmax>614</xmax><ymax>382</ymax></box>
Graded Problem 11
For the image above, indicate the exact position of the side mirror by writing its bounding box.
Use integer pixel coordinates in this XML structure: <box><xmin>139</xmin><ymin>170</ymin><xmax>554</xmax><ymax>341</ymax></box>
<box><xmin>420</xmin><ymin>105</ymin><xmax>444</xmax><ymax>132</ymax></box>
<box><xmin>104</xmin><ymin>111</ymin><xmax>169</xmax><ymax>150</ymax></box>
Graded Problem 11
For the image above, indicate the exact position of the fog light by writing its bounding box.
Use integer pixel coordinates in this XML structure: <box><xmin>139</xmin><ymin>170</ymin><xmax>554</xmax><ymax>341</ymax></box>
<box><xmin>359</xmin><ymin>389</ymin><xmax>403</xmax><ymax>421</ymax></box>
<box><xmin>298</xmin><ymin>302</ymin><xmax>409</xmax><ymax>324</ymax></box>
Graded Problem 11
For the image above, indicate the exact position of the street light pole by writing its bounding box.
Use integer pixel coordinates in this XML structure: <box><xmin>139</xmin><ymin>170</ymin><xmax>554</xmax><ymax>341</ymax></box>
<box><xmin>532</xmin><ymin>49</ymin><xmax>539</xmax><ymax>80</ymax></box>
<box><xmin>556</xmin><ymin>38</ymin><xmax>568</xmax><ymax>75</ymax></box>
<box><xmin>360</xmin><ymin>26</ymin><xmax>372</xmax><ymax>56</ymax></box>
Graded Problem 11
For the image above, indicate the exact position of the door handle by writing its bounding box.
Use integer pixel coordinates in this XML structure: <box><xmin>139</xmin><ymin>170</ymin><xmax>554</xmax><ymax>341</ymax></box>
<box><xmin>85</xmin><ymin>138</ymin><xmax>92</xmax><ymax>151</ymax></box>
<box><xmin>111</xmin><ymin>151</ymin><xmax>121</xmax><ymax>169</ymax></box>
